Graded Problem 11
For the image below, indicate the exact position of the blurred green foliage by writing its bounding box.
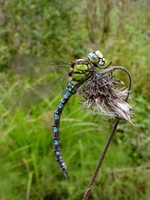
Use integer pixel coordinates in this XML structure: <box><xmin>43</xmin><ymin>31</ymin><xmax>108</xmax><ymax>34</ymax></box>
<box><xmin>0</xmin><ymin>0</ymin><xmax>150</xmax><ymax>199</ymax></box>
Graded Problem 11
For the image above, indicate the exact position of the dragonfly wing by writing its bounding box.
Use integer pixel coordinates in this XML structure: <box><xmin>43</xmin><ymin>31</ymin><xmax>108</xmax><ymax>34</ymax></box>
<box><xmin>18</xmin><ymin>76</ymin><xmax>68</xmax><ymax>107</ymax></box>
<box><xmin>12</xmin><ymin>55</ymin><xmax>70</xmax><ymax>76</ymax></box>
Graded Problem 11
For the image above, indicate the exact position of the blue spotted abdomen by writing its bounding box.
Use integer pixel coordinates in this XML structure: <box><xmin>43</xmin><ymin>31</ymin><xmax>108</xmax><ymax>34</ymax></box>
<box><xmin>52</xmin><ymin>82</ymin><xmax>76</xmax><ymax>178</ymax></box>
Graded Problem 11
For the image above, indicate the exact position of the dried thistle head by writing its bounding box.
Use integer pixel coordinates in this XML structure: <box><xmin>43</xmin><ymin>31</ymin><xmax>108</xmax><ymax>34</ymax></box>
<box><xmin>82</xmin><ymin>73</ymin><xmax>133</xmax><ymax>123</ymax></box>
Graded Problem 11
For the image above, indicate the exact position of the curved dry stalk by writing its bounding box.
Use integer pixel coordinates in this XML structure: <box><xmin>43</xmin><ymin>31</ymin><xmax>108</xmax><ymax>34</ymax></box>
<box><xmin>82</xmin><ymin>66</ymin><xmax>132</xmax><ymax>200</ymax></box>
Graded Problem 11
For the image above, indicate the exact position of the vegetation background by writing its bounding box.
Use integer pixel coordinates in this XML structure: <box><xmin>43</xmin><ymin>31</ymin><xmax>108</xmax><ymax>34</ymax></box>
<box><xmin>0</xmin><ymin>0</ymin><xmax>150</xmax><ymax>199</ymax></box>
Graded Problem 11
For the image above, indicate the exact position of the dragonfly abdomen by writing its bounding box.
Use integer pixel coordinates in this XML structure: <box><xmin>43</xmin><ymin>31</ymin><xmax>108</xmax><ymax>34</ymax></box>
<box><xmin>52</xmin><ymin>82</ymin><xmax>76</xmax><ymax>178</ymax></box>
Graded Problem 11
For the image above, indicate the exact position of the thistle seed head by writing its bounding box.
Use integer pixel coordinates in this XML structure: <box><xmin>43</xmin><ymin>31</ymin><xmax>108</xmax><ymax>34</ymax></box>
<box><xmin>82</xmin><ymin>73</ymin><xmax>133</xmax><ymax>123</ymax></box>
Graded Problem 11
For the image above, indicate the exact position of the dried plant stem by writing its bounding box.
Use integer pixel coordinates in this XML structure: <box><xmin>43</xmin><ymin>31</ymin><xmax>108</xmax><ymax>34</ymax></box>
<box><xmin>82</xmin><ymin>66</ymin><xmax>132</xmax><ymax>200</ymax></box>
<box><xmin>82</xmin><ymin>118</ymin><xmax>120</xmax><ymax>200</ymax></box>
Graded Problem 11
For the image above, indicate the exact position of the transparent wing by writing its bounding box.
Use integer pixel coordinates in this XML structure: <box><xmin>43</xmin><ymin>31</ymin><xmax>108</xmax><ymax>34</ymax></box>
<box><xmin>12</xmin><ymin>55</ymin><xmax>71</xmax><ymax>76</ymax></box>
<box><xmin>18</xmin><ymin>76</ymin><xmax>68</xmax><ymax>107</ymax></box>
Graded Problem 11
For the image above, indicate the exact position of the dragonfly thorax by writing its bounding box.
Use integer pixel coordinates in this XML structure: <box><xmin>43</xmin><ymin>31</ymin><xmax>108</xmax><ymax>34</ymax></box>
<box><xmin>69</xmin><ymin>58</ymin><xmax>94</xmax><ymax>85</ymax></box>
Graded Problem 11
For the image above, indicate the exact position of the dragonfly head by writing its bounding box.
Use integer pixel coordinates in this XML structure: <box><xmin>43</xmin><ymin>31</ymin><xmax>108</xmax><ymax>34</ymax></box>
<box><xmin>87</xmin><ymin>50</ymin><xmax>105</xmax><ymax>68</ymax></box>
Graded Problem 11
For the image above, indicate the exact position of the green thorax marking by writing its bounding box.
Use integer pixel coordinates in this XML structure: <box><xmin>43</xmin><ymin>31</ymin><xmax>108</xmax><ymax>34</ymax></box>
<box><xmin>69</xmin><ymin>59</ymin><xmax>93</xmax><ymax>86</ymax></box>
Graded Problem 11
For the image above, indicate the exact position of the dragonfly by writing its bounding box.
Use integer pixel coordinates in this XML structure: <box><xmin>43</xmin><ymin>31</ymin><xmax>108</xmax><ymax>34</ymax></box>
<box><xmin>12</xmin><ymin>50</ymin><xmax>108</xmax><ymax>178</ymax></box>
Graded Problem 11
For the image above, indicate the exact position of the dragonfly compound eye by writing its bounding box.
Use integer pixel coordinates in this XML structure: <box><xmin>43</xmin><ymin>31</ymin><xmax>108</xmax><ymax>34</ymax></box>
<box><xmin>87</xmin><ymin>52</ymin><xmax>99</xmax><ymax>64</ymax></box>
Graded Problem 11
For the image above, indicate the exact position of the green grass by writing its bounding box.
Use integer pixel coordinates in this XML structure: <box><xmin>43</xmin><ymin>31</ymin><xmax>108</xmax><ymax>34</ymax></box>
<box><xmin>0</xmin><ymin>76</ymin><xmax>150</xmax><ymax>200</ymax></box>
